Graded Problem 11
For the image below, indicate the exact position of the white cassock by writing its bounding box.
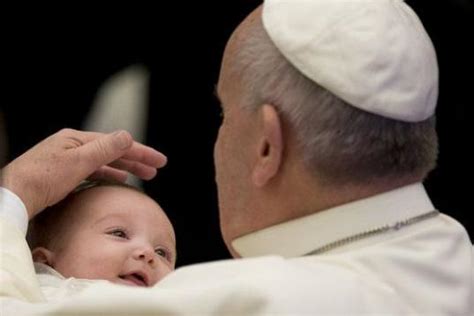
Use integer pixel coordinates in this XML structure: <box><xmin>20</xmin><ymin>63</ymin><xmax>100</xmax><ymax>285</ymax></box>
<box><xmin>1</xmin><ymin>183</ymin><xmax>473</xmax><ymax>315</ymax></box>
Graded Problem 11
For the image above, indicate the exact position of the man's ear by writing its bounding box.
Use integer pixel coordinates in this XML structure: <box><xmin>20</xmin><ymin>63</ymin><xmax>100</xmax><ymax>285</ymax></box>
<box><xmin>252</xmin><ymin>104</ymin><xmax>283</xmax><ymax>187</ymax></box>
<box><xmin>32</xmin><ymin>247</ymin><xmax>55</xmax><ymax>267</ymax></box>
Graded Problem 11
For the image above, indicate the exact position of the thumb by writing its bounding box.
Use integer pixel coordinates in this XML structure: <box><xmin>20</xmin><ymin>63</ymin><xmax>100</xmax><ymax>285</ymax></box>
<box><xmin>78</xmin><ymin>130</ymin><xmax>133</xmax><ymax>173</ymax></box>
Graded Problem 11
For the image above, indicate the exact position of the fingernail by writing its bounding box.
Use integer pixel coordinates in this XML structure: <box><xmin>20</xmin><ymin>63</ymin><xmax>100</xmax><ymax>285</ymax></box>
<box><xmin>113</xmin><ymin>130</ymin><xmax>132</xmax><ymax>150</ymax></box>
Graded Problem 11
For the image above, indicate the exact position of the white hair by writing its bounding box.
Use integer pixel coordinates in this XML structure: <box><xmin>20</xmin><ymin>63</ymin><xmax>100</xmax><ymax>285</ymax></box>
<box><xmin>229</xmin><ymin>15</ymin><xmax>438</xmax><ymax>185</ymax></box>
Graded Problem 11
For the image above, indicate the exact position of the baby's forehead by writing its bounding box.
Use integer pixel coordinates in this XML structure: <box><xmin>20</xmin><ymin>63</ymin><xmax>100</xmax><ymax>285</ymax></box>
<box><xmin>76</xmin><ymin>184</ymin><xmax>144</xmax><ymax>199</ymax></box>
<box><xmin>88</xmin><ymin>186</ymin><xmax>156</xmax><ymax>208</ymax></box>
<box><xmin>72</xmin><ymin>185</ymin><xmax>155</xmax><ymax>213</ymax></box>
<box><xmin>70</xmin><ymin>186</ymin><xmax>174</xmax><ymax>237</ymax></box>
<box><xmin>92</xmin><ymin>210</ymin><xmax>139</xmax><ymax>224</ymax></box>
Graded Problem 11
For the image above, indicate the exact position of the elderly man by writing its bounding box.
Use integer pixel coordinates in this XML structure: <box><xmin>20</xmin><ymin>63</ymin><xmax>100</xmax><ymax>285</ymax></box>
<box><xmin>1</xmin><ymin>0</ymin><xmax>473</xmax><ymax>315</ymax></box>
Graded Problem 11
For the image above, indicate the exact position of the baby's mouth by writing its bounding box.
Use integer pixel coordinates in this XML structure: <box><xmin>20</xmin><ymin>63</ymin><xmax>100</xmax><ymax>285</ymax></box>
<box><xmin>118</xmin><ymin>273</ymin><xmax>148</xmax><ymax>287</ymax></box>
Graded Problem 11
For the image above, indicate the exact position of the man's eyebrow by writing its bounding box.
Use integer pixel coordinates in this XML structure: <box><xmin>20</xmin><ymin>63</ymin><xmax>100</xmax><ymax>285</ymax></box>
<box><xmin>213</xmin><ymin>85</ymin><xmax>222</xmax><ymax>102</ymax></box>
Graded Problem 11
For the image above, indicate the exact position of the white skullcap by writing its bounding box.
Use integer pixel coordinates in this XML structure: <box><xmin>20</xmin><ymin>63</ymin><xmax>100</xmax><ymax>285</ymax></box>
<box><xmin>262</xmin><ymin>0</ymin><xmax>438</xmax><ymax>122</ymax></box>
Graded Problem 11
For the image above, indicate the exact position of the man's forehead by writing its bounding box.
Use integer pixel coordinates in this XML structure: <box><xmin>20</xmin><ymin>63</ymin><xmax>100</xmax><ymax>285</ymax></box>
<box><xmin>229</xmin><ymin>6</ymin><xmax>262</xmax><ymax>49</ymax></box>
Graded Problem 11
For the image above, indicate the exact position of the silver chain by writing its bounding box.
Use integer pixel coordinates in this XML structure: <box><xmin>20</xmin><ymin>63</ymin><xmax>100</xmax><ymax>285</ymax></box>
<box><xmin>304</xmin><ymin>210</ymin><xmax>440</xmax><ymax>256</ymax></box>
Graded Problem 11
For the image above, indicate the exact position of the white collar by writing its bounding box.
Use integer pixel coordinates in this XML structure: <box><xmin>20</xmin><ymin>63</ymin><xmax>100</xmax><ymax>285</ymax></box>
<box><xmin>34</xmin><ymin>262</ymin><xmax>66</xmax><ymax>279</ymax></box>
<box><xmin>232</xmin><ymin>183</ymin><xmax>435</xmax><ymax>258</ymax></box>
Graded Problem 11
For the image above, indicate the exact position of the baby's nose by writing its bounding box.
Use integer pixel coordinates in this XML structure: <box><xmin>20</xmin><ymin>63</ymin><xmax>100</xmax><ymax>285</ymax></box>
<box><xmin>133</xmin><ymin>246</ymin><xmax>156</xmax><ymax>265</ymax></box>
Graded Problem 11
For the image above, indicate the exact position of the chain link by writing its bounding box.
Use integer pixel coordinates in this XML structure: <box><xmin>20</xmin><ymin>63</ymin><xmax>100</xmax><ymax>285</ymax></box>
<box><xmin>305</xmin><ymin>210</ymin><xmax>440</xmax><ymax>256</ymax></box>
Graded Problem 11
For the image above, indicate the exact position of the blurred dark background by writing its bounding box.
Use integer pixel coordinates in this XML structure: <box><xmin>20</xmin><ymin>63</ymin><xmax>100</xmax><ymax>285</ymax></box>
<box><xmin>1</xmin><ymin>0</ymin><xmax>472</xmax><ymax>267</ymax></box>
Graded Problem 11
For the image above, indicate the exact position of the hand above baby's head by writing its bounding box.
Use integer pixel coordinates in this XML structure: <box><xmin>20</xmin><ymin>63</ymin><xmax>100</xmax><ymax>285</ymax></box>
<box><xmin>1</xmin><ymin>129</ymin><xmax>167</xmax><ymax>219</ymax></box>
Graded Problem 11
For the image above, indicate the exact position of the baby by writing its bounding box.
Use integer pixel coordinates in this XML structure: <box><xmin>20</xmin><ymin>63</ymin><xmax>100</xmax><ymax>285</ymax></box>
<box><xmin>27</xmin><ymin>180</ymin><xmax>176</xmax><ymax>288</ymax></box>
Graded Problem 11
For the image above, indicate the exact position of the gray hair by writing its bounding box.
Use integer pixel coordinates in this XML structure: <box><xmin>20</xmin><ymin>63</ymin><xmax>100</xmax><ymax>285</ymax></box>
<box><xmin>230</xmin><ymin>16</ymin><xmax>438</xmax><ymax>185</ymax></box>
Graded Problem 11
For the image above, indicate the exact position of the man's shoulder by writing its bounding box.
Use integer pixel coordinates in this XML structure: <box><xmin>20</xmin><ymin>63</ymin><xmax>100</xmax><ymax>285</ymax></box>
<box><xmin>158</xmin><ymin>255</ymin><xmax>410</xmax><ymax>314</ymax></box>
<box><xmin>166</xmin><ymin>256</ymin><xmax>332</xmax><ymax>278</ymax></box>
<box><xmin>161</xmin><ymin>255</ymin><xmax>384</xmax><ymax>296</ymax></box>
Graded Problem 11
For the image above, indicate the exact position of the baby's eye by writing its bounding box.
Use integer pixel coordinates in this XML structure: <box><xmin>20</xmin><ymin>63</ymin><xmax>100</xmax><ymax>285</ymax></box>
<box><xmin>107</xmin><ymin>229</ymin><xmax>128</xmax><ymax>239</ymax></box>
<box><xmin>155</xmin><ymin>248</ymin><xmax>168</xmax><ymax>258</ymax></box>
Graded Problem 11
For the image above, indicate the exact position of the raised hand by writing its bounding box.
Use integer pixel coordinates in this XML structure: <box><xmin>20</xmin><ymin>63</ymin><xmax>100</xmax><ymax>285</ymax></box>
<box><xmin>1</xmin><ymin>129</ymin><xmax>167</xmax><ymax>218</ymax></box>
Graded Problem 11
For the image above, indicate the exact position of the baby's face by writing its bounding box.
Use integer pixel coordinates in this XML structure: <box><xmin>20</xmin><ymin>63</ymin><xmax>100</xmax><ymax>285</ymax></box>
<box><xmin>48</xmin><ymin>186</ymin><xmax>176</xmax><ymax>287</ymax></box>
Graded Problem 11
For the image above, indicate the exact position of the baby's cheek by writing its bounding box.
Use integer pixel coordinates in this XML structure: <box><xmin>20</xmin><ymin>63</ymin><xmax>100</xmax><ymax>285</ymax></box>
<box><xmin>84</xmin><ymin>254</ymin><xmax>122</xmax><ymax>280</ymax></box>
<box><xmin>56</xmin><ymin>252</ymin><xmax>113</xmax><ymax>280</ymax></box>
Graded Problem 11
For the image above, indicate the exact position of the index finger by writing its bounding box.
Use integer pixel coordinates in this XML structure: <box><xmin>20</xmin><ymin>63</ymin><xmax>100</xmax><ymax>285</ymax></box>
<box><xmin>72</xmin><ymin>130</ymin><xmax>167</xmax><ymax>168</ymax></box>
<box><xmin>122</xmin><ymin>142</ymin><xmax>167</xmax><ymax>169</ymax></box>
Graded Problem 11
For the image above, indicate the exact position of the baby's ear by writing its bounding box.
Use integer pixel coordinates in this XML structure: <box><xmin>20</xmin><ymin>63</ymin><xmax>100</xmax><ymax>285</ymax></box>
<box><xmin>32</xmin><ymin>247</ymin><xmax>55</xmax><ymax>266</ymax></box>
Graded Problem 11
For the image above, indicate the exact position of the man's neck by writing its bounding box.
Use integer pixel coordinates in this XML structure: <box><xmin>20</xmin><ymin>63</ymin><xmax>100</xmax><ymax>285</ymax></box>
<box><xmin>239</xmin><ymin>169</ymin><xmax>423</xmax><ymax>242</ymax></box>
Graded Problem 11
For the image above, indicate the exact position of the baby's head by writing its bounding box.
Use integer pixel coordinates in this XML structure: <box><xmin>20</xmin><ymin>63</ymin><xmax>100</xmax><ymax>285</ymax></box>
<box><xmin>28</xmin><ymin>180</ymin><xmax>176</xmax><ymax>287</ymax></box>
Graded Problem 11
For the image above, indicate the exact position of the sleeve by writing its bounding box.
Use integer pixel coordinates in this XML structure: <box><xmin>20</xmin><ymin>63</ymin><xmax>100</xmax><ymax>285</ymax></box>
<box><xmin>0</xmin><ymin>251</ymin><xmax>412</xmax><ymax>315</ymax></box>
<box><xmin>17</xmin><ymin>256</ymin><xmax>411</xmax><ymax>315</ymax></box>
<box><xmin>0</xmin><ymin>187</ymin><xmax>29</xmax><ymax>235</ymax></box>
<box><xmin>0</xmin><ymin>188</ymin><xmax>44</xmax><ymax>302</ymax></box>
<box><xmin>0</xmin><ymin>257</ymin><xmax>273</xmax><ymax>315</ymax></box>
